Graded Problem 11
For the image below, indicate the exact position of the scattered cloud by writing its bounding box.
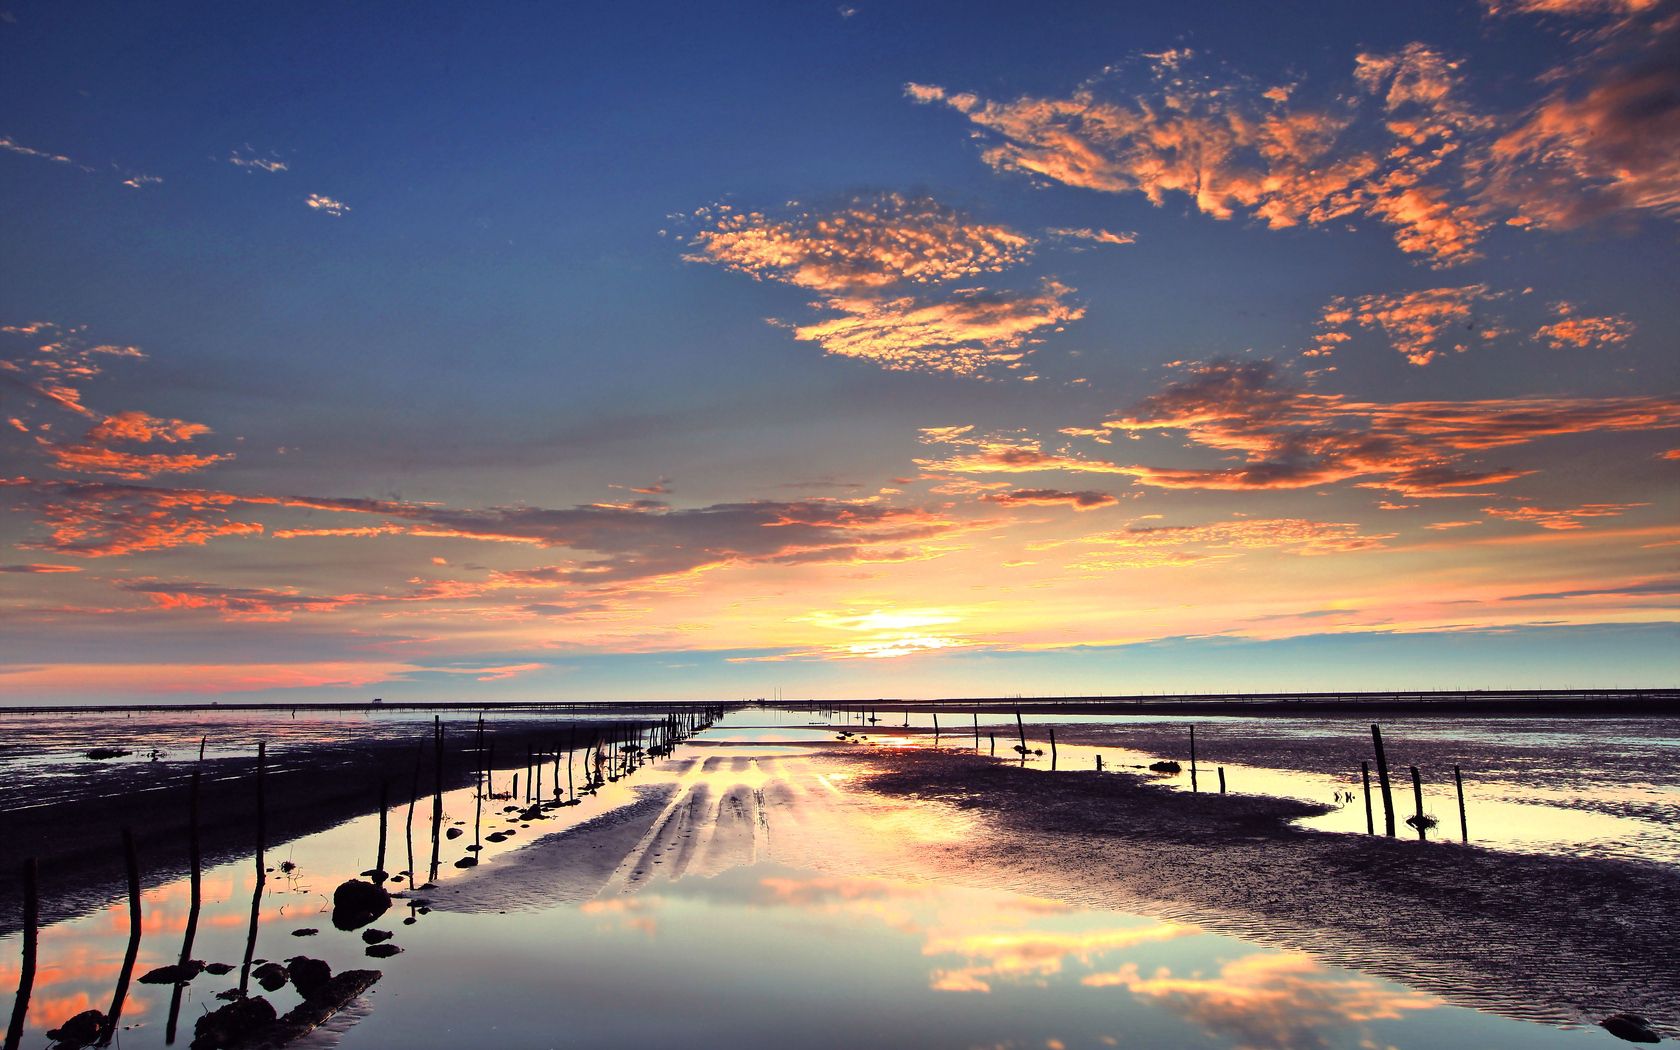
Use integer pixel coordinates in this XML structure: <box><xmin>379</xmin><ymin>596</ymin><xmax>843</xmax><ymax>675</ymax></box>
<box><xmin>0</xmin><ymin>564</ymin><xmax>82</xmax><ymax>574</ymax></box>
<box><xmin>688</xmin><ymin>194</ymin><xmax>1032</xmax><ymax>292</ymax></box>
<box><xmin>228</xmin><ymin>145</ymin><xmax>287</xmax><ymax>173</ymax></box>
<box><xmin>305</xmin><ymin>193</ymin><xmax>350</xmax><ymax>216</ymax></box>
<box><xmin>920</xmin><ymin>359</ymin><xmax>1680</xmax><ymax>497</ymax></box>
<box><xmin>1311</xmin><ymin>285</ymin><xmax>1500</xmax><ymax>365</ymax></box>
<box><xmin>981</xmin><ymin>488</ymin><xmax>1120</xmax><ymax>511</ymax></box>
<box><xmin>1047</xmin><ymin>227</ymin><xmax>1137</xmax><ymax>247</ymax></box>
<box><xmin>790</xmin><ymin>281</ymin><xmax>1081</xmax><ymax>377</ymax></box>
<box><xmin>0</xmin><ymin>135</ymin><xmax>90</xmax><ymax>170</ymax></box>
<box><xmin>1533</xmin><ymin>300</ymin><xmax>1635</xmax><ymax>348</ymax></box>
<box><xmin>908</xmin><ymin>44</ymin><xmax>1491</xmax><ymax>266</ymax></box>
<box><xmin>1481</xmin><ymin>501</ymin><xmax>1646</xmax><ymax>529</ymax></box>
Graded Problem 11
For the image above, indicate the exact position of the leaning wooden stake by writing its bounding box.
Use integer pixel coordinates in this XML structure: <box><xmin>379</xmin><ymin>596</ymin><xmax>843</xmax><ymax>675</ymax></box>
<box><xmin>1190</xmin><ymin>724</ymin><xmax>1199</xmax><ymax>794</ymax></box>
<box><xmin>1409</xmin><ymin>765</ymin><xmax>1427</xmax><ymax>841</ymax></box>
<box><xmin>1015</xmin><ymin>707</ymin><xmax>1027</xmax><ymax>754</ymax></box>
<box><xmin>1360</xmin><ymin>761</ymin><xmax>1375</xmax><ymax>835</ymax></box>
<box><xmin>1453</xmin><ymin>765</ymin><xmax>1468</xmax><ymax>843</ymax></box>
<box><xmin>1048</xmin><ymin>726</ymin><xmax>1058</xmax><ymax>771</ymax></box>
<box><xmin>103</xmin><ymin>830</ymin><xmax>143</xmax><ymax>1043</ymax></box>
<box><xmin>1371</xmin><ymin>725</ymin><xmax>1396</xmax><ymax>837</ymax></box>
<box><xmin>1218</xmin><ymin>766</ymin><xmax>1227</xmax><ymax>795</ymax></box>
<box><xmin>3</xmin><ymin>858</ymin><xmax>38</xmax><ymax>1050</ymax></box>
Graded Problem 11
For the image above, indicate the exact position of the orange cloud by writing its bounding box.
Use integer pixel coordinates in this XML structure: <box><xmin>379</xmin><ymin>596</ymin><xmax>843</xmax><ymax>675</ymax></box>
<box><xmin>38</xmin><ymin>438</ymin><xmax>230</xmax><ymax>480</ymax></box>
<box><xmin>87</xmin><ymin>410</ymin><xmax>211</xmax><ymax>444</ymax></box>
<box><xmin>1533</xmin><ymin>300</ymin><xmax>1635</xmax><ymax>349</ymax></box>
<box><xmin>919</xmin><ymin>359</ymin><xmax>1679</xmax><ymax>497</ymax></box>
<box><xmin>981</xmin><ymin>488</ymin><xmax>1120</xmax><ymax>511</ymax></box>
<box><xmin>687</xmin><ymin>194</ymin><xmax>1033</xmax><ymax>291</ymax></box>
<box><xmin>1480</xmin><ymin>27</ymin><xmax>1680</xmax><ymax>227</ymax></box>
<box><xmin>1481</xmin><ymin>501</ymin><xmax>1647</xmax><ymax>529</ymax></box>
<box><xmin>1313</xmin><ymin>285</ymin><xmax>1499</xmax><ymax>365</ymax></box>
<box><xmin>908</xmin><ymin>45</ymin><xmax>1491</xmax><ymax>265</ymax></box>
<box><xmin>790</xmin><ymin>282</ymin><xmax>1082</xmax><ymax>377</ymax></box>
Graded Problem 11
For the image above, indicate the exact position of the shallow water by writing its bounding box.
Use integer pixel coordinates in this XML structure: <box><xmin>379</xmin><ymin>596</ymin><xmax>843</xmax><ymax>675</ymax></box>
<box><xmin>2</xmin><ymin>713</ymin><xmax>1670</xmax><ymax>1048</ymax></box>
<box><xmin>750</xmin><ymin>707</ymin><xmax>1680</xmax><ymax>866</ymax></box>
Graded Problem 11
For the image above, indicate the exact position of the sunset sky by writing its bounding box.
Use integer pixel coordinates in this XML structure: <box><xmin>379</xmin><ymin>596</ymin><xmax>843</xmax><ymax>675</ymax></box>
<box><xmin>2</xmin><ymin>0</ymin><xmax>1676</xmax><ymax>703</ymax></box>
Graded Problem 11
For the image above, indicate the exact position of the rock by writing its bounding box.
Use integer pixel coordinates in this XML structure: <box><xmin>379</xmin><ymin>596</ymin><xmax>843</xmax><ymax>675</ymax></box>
<box><xmin>264</xmin><ymin>969</ymin><xmax>381</xmax><ymax>1045</ymax></box>
<box><xmin>46</xmin><ymin>1009</ymin><xmax>106</xmax><ymax>1045</ymax></box>
<box><xmin>1601</xmin><ymin>1014</ymin><xmax>1662</xmax><ymax>1044</ymax></box>
<box><xmin>139</xmin><ymin>959</ymin><xmax>205</xmax><ymax>984</ymax></box>
<box><xmin>453</xmin><ymin>856</ymin><xmax>478</xmax><ymax>868</ymax></box>
<box><xmin>251</xmin><ymin>960</ymin><xmax>289</xmax><ymax>992</ymax></box>
<box><xmin>84</xmin><ymin>748</ymin><xmax>132</xmax><ymax>760</ymax></box>
<box><xmin>1148</xmin><ymin>760</ymin><xmax>1182</xmax><ymax>774</ymax></box>
<box><xmin>290</xmin><ymin>927</ymin><xmax>318</xmax><ymax>937</ymax></box>
<box><xmin>365</xmin><ymin>943</ymin><xmax>403</xmax><ymax>958</ymax></box>
<box><xmin>361</xmin><ymin>928</ymin><xmax>392</xmax><ymax>944</ymax></box>
<box><xmin>445</xmin><ymin>826</ymin><xmax>464</xmax><ymax>839</ymax></box>
<box><xmin>331</xmin><ymin>878</ymin><xmax>391</xmax><ymax>930</ymax></box>
<box><xmin>485</xmin><ymin>831</ymin><xmax>508</xmax><ymax>843</ymax></box>
<box><xmin>203</xmin><ymin>962</ymin><xmax>235</xmax><ymax>975</ymax></box>
<box><xmin>214</xmin><ymin>988</ymin><xmax>244</xmax><ymax>1002</ymax></box>
<box><xmin>286</xmin><ymin>956</ymin><xmax>332</xmax><ymax>998</ymax></box>
<box><xmin>191</xmin><ymin>994</ymin><xmax>276</xmax><ymax>1050</ymax></box>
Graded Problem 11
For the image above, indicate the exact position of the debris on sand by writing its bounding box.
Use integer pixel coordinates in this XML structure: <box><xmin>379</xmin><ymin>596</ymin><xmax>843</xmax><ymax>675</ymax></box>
<box><xmin>331</xmin><ymin>878</ymin><xmax>391</xmax><ymax>931</ymax></box>
<box><xmin>84</xmin><ymin>748</ymin><xmax>132</xmax><ymax>760</ymax></box>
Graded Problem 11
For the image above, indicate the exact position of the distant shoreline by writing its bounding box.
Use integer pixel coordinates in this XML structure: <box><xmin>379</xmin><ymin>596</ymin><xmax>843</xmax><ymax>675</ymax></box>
<box><xmin>4</xmin><ymin>688</ymin><xmax>1677</xmax><ymax>717</ymax></box>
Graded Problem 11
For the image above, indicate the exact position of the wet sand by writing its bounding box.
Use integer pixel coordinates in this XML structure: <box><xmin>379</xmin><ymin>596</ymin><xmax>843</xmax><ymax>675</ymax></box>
<box><xmin>853</xmin><ymin>747</ymin><xmax>1680</xmax><ymax>1037</ymax></box>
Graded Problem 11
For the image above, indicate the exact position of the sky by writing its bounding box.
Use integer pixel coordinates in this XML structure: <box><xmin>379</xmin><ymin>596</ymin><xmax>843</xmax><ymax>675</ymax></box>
<box><xmin>2</xmin><ymin>0</ymin><xmax>1677</xmax><ymax>704</ymax></box>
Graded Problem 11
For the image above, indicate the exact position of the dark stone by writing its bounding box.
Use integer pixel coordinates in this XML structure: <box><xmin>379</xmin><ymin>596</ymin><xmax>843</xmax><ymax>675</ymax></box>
<box><xmin>485</xmin><ymin>832</ymin><xmax>508</xmax><ymax>842</ymax></box>
<box><xmin>1148</xmin><ymin>760</ymin><xmax>1182</xmax><ymax>774</ymax></box>
<box><xmin>331</xmin><ymin>878</ymin><xmax>391</xmax><ymax>930</ymax></box>
<box><xmin>445</xmin><ymin>826</ymin><xmax>464</xmax><ymax>839</ymax></box>
<box><xmin>203</xmin><ymin>962</ymin><xmax>235</xmax><ymax>975</ymax></box>
<box><xmin>252</xmin><ymin>960</ymin><xmax>289</xmax><ymax>992</ymax></box>
<box><xmin>46</xmin><ymin>1008</ymin><xmax>106</xmax><ymax>1045</ymax></box>
<box><xmin>454</xmin><ymin>856</ymin><xmax>478</xmax><ymax>868</ymax></box>
<box><xmin>84</xmin><ymin>747</ymin><xmax>132</xmax><ymax>760</ymax></box>
<box><xmin>191</xmin><ymin>994</ymin><xmax>277</xmax><ymax>1050</ymax></box>
<box><xmin>361</xmin><ymin>928</ymin><xmax>392</xmax><ymax>944</ymax></box>
<box><xmin>1601</xmin><ymin>1014</ymin><xmax>1662</xmax><ymax>1044</ymax></box>
<box><xmin>287</xmin><ymin>956</ymin><xmax>332</xmax><ymax>999</ymax></box>
<box><xmin>290</xmin><ymin>927</ymin><xmax>318</xmax><ymax>937</ymax></box>
<box><xmin>214</xmin><ymin>988</ymin><xmax>244</xmax><ymax>1002</ymax></box>
<box><xmin>139</xmin><ymin>959</ymin><xmax>205</xmax><ymax>984</ymax></box>
<box><xmin>365</xmin><ymin>943</ymin><xmax>403</xmax><ymax>958</ymax></box>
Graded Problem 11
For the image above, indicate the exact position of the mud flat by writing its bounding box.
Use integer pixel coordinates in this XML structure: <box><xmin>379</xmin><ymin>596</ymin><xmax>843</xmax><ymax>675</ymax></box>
<box><xmin>852</xmin><ymin>747</ymin><xmax>1680</xmax><ymax>1038</ymax></box>
<box><xmin>0</xmin><ymin>712</ymin><xmax>702</xmax><ymax>935</ymax></box>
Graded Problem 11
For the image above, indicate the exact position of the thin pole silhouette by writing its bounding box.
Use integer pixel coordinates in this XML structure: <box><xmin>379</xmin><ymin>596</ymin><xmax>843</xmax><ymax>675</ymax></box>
<box><xmin>1361</xmin><ymin>761</ymin><xmax>1375</xmax><ymax>835</ymax></box>
<box><xmin>1454</xmin><ymin>765</ymin><xmax>1469</xmax><ymax>843</ymax></box>
<box><xmin>102</xmin><ymin>830</ymin><xmax>143</xmax><ymax>1045</ymax></box>
<box><xmin>1371</xmin><ymin>725</ymin><xmax>1396</xmax><ymax>837</ymax></box>
<box><xmin>3</xmin><ymin>858</ymin><xmax>38</xmax><ymax>1050</ymax></box>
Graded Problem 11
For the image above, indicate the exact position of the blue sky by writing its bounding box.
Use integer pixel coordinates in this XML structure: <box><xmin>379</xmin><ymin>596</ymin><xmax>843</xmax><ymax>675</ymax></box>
<box><xmin>2</xmin><ymin>0</ymin><xmax>1676</xmax><ymax>702</ymax></box>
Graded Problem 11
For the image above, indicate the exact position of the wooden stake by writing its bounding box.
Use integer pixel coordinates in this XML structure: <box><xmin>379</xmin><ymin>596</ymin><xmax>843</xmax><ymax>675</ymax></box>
<box><xmin>3</xmin><ymin>859</ymin><xmax>38</xmax><ymax>1050</ymax></box>
<box><xmin>1454</xmin><ymin>765</ymin><xmax>1468</xmax><ymax>843</ymax></box>
<box><xmin>104</xmin><ymin>830</ymin><xmax>143</xmax><ymax>1043</ymax></box>
<box><xmin>1410</xmin><ymin>765</ymin><xmax>1427</xmax><ymax>842</ymax></box>
<box><xmin>1218</xmin><ymin>766</ymin><xmax>1226</xmax><ymax>795</ymax></box>
<box><xmin>1190</xmin><ymin>724</ymin><xmax>1198</xmax><ymax>794</ymax></box>
<box><xmin>1049</xmin><ymin>726</ymin><xmax>1057</xmax><ymax>770</ymax></box>
<box><xmin>1360</xmin><ymin>761</ymin><xmax>1374</xmax><ymax>835</ymax></box>
<box><xmin>1371</xmin><ymin>725</ymin><xmax>1396</xmax><ymax>837</ymax></box>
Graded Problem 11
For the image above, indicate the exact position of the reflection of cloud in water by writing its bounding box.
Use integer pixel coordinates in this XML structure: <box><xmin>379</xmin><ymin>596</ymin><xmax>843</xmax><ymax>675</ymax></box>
<box><xmin>579</xmin><ymin>897</ymin><xmax>660</xmax><ymax>936</ymax></box>
<box><xmin>1082</xmin><ymin>953</ymin><xmax>1437</xmax><ymax>1050</ymax></box>
<box><xmin>927</xmin><ymin>922</ymin><xmax>1193</xmax><ymax>993</ymax></box>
